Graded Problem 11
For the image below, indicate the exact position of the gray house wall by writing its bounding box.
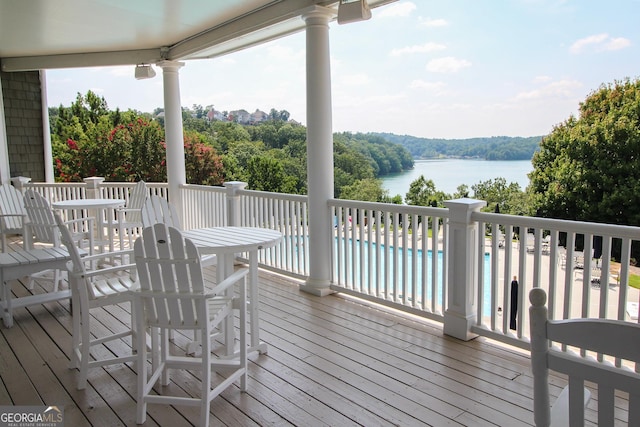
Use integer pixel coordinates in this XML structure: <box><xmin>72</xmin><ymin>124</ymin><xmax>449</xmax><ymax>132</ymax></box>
<box><xmin>0</xmin><ymin>71</ymin><xmax>45</xmax><ymax>182</ymax></box>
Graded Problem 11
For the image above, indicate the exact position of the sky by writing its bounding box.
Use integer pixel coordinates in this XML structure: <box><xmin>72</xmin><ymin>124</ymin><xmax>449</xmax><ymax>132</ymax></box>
<box><xmin>45</xmin><ymin>0</ymin><xmax>640</xmax><ymax>139</ymax></box>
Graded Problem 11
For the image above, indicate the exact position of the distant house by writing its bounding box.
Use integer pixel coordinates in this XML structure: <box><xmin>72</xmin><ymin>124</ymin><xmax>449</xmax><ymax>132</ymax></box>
<box><xmin>206</xmin><ymin>108</ymin><xmax>227</xmax><ymax>122</ymax></box>
<box><xmin>229</xmin><ymin>109</ymin><xmax>251</xmax><ymax>124</ymax></box>
<box><xmin>250</xmin><ymin>109</ymin><xmax>269</xmax><ymax>124</ymax></box>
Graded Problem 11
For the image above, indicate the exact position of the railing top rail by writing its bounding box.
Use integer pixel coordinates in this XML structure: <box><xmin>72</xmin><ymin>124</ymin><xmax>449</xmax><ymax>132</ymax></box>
<box><xmin>25</xmin><ymin>182</ymin><xmax>86</xmax><ymax>188</ymax></box>
<box><xmin>181</xmin><ymin>183</ymin><xmax>226</xmax><ymax>193</ymax></box>
<box><xmin>330</xmin><ymin>198</ymin><xmax>448</xmax><ymax>216</ymax></box>
<box><xmin>474</xmin><ymin>211</ymin><xmax>640</xmax><ymax>240</ymax></box>
<box><xmin>100</xmin><ymin>182</ymin><xmax>168</xmax><ymax>189</ymax></box>
<box><xmin>238</xmin><ymin>188</ymin><xmax>308</xmax><ymax>202</ymax></box>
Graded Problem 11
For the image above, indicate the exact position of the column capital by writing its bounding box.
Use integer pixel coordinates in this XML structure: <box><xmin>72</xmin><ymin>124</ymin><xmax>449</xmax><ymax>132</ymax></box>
<box><xmin>156</xmin><ymin>60</ymin><xmax>185</xmax><ymax>70</ymax></box>
<box><xmin>301</xmin><ymin>5</ymin><xmax>335</xmax><ymax>23</ymax></box>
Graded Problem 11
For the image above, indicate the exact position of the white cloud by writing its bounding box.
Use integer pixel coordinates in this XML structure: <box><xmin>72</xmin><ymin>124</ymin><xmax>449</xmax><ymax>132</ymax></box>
<box><xmin>426</xmin><ymin>57</ymin><xmax>471</xmax><ymax>73</ymax></box>
<box><xmin>605</xmin><ymin>36</ymin><xmax>632</xmax><ymax>51</ymax></box>
<box><xmin>533</xmin><ymin>75</ymin><xmax>553</xmax><ymax>83</ymax></box>
<box><xmin>570</xmin><ymin>33</ymin><xmax>631</xmax><ymax>53</ymax></box>
<box><xmin>376</xmin><ymin>1</ymin><xmax>416</xmax><ymax>18</ymax></box>
<box><xmin>390</xmin><ymin>42</ymin><xmax>446</xmax><ymax>56</ymax></box>
<box><xmin>515</xmin><ymin>79</ymin><xmax>582</xmax><ymax>100</ymax></box>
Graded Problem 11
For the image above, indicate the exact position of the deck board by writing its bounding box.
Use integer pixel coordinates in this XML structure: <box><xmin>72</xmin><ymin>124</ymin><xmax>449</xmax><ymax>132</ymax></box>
<box><xmin>0</xmin><ymin>241</ymin><xmax>550</xmax><ymax>426</ymax></box>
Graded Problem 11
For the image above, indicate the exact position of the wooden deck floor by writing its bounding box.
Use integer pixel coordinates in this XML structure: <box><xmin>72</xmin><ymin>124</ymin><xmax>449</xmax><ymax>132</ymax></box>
<box><xmin>0</xmin><ymin>239</ymin><xmax>547</xmax><ymax>426</ymax></box>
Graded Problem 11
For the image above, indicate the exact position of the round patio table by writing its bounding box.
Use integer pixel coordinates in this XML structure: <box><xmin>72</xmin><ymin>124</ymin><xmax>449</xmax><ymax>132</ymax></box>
<box><xmin>182</xmin><ymin>226</ymin><xmax>283</xmax><ymax>356</ymax></box>
<box><xmin>52</xmin><ymin>198</ymin><xmax>125</xmax><ymax>253</ymax></box>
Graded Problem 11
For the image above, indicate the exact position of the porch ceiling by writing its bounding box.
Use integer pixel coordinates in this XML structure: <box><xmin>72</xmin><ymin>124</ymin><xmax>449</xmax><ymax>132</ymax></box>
<box><xmin>0</xmin><ymin>0</ymin><xmax>393</xmax><ymax>72</ymax></box>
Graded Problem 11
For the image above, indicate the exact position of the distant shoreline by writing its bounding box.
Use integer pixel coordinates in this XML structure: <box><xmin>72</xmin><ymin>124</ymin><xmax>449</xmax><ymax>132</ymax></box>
<box><xmin>413</xmin><ymin>155</ymin><xmax>534</xmax><ymax>161</ymax></box>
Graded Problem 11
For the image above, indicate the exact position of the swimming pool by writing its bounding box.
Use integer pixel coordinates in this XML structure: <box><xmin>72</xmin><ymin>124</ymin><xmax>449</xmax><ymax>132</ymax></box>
<box><xmin>333</xmin><ymin>238</ymin><xmax>494</xmax><ymax>316</ymax></box>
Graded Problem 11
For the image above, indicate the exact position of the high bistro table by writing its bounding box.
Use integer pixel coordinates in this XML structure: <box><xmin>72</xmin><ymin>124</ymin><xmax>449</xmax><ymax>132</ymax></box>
<box><xmin>52</xmin><ymin>198</ymin><xmax>125</xmax><ymax>253</ymax></box>
<box><xmin>182</xmin><ymin>226</ymin><xmax>283</xmax><ymax>356</ymax></box>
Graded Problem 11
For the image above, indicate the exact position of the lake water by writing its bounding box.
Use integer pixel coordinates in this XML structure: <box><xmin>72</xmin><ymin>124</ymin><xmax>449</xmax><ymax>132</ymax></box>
<box><xmin>382</xmin><ymin>158</ymin><xmax>533</xmax><ymax>197</ymax></box>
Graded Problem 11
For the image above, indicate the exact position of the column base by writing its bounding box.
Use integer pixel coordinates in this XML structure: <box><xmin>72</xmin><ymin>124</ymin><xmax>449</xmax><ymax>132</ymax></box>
<box><xmin>300</xmin><ymin>278</ymin><xmax>335</xmax><ymax>296</ymax></box>
<box><xmin>443</xmin><ymin>309</ymin><xmax>478</xmax><ymax>341</ymax></box>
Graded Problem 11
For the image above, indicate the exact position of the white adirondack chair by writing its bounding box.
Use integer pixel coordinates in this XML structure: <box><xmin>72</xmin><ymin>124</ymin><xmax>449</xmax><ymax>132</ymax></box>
<box><xmin>23</xmin><ymin>190</ymin><xmax>94</xmax><ymax>291</ymax></box>
<box><xmin>529</xmin><ymin>288</ymin><xmax>640</xmax><ymax>426</ymax></box>
<box><xmin>132</xmin><ymin>224</ymin><xmax>248</xmax><ymax>426</ymax></box>
<box><xmin>141</xmin><ymin>195</ymin><xmax>181</xmax><ymax>229</ymax></box>
<box><xmin>54</xmin><ymin>213</ymin><xmax>137</xmax><ymax>390</ymax></box>
<box><xmin>0</xmin><ymin>184</ymin><xmax>27</xmax><ymax>252</ymax></box>
<box><xmin>141</xmin><ymin>195</ymin><xmax>215</xmax><ymax>266</ymax></box>
<box><xmin>113</xmin><ymin>180</ymin><xmax>147</xmax><ymax>249</ymax></box>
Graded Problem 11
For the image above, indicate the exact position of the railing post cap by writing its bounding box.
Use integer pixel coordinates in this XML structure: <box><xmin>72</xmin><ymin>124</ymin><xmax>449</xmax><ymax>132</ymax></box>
<box><xmin>83</xmin><ymin>176</ymin><xmax>105</xmax><ymax>187</ymax></box>
<box><xmin>224</xmin><ymin>181</ymin><xmax>247</xmax><ymax>190</ymax></box>
<box><xmin>444</xmin><ymin>198</ymin><xmax>486</xmax><ymax>209</ymax></box>
<box><xmin>11</xmin><ymin>176</ymin><xmax>31</xmax><ymax>185</ymax></box>
<box><xmin>444</xmin><ymin>198</ymin><xmax>486</xmax><ymax>222</ymax></box>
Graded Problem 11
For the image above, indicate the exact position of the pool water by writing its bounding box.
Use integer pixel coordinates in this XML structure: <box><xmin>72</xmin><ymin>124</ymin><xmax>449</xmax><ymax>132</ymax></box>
<box><xmin>334</xmin><ymin>238</ymin><xmax>494</xmax><ymax>316</ymax></box>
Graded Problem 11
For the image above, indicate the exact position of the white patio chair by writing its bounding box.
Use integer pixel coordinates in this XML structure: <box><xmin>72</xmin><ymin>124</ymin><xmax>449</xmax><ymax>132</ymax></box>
<box><xmin>132</xmin><ymin>224</ymin><xmax>248</xmax><ymax>426</ymax></box>
<box><xmin>113</xmin><ymin>180</ymin><xmax>147</xmax><ymax>249</ymax></box>
<box><xmin>541</xmin><ymin>234</ymin><xmax>551</xmax><ymax>255</ymax></box>
<box><xmin>141</xmin><ymin>195</ymin><xmax>215</xmax><ymax>266</ymax></box>
<box><xmin>23</xmin><ymin>190</ymin><xmax>94</xmax><ymax>291</ymax></box>
<box><xmin>526</xmin><ymin>232</ymin><xmax>535</xmax><ymax>253</ymax></box>
<box><xmin>55</xmin><ymin>212</ymin><xmax>138</xmax><ymax>390</ymax></box>
<box><xmin>529</xmin><ymin>288</ymin><xmax>640</xmax><ymax>426</ymax></box>
<box><xmin>0</xmin><ymin>184</ymin><xmax>27</xmax><ymax>252</ymax></box>
<box><xmin>496</xmin><ymin>228</ymin><xmax>505</xmax><ymax>248</ymax></box>
<box><xmin>141</xmin><ymin>195</ymin><xmax>181</xmax><ymax>229</ymax></box>
<box><xmin>557</xmin><ymin>246</ymin><xmax>567</xmax><ymax>268</ymax></box>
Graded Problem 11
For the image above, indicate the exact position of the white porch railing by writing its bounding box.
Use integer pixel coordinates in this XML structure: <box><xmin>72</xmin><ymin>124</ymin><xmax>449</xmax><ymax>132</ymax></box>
<box><xmin>20</xmin><ymin>178</ymin><xmax>168</xmax><ymax>204</ymax></box>
<box><xmin>180</xmin><ymin>182</ymin><xmax>311</xmax><ymax>278</ymax></box>
<box><xmin>19</xmin><ymin>178</ymin><xmax>169</xmax><ymax>224</ymax></box>
<box><xmin>473</xmin><ymin>211</ymin><xmax>640</xmax><ymax>350</ymax></box>
<box><xmin>181</xmin><ymin>184</ymin><xmax>227</xmax><ymax>228</ymax></box>
<box><xmin>14</xmin><ymin>178</ymin><xmax>640</xmax><ymax>352</ymax></box>
<box><xmin>330</xmin><ymin>199</ymin><xmax>449</xmax><ymax>323</ymax></box>
<box><xmin>235</xmin><ymin>187</ymin><xmax>310</xmax><ymax>278</ymax></box>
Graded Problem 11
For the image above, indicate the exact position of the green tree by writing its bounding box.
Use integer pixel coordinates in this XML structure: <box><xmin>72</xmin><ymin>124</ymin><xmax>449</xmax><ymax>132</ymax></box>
<box><xmin>340</xmin><ymin>178</ymin><xmax>389</xmax><ymax>202</ymax></box>
<box><xmin>405</xmin><ymin>175</ymin><xmax>446</xmax><ymax>207</ymax></box>
<box><xmin>529</xmin><ymin>78</ymin><xmax>640</xmax><ymax>225</ymax></box>
<box><xmin>247</xmin><ymin>156</ymin><xmax>296</xmax><ymax>193</ymax></box>
<box><xmin>183</xmin><ymin>132</ymin><xmax>225</xmax><ymax>186</ymax></box>
<box><xmin>472</xmin><ymin>177</ymin><xmax>525</xmax><ymax>215</ymax></box>
<box><xmin>212</xmin><ymin>121</ymin><xmax>251</xmax><ymax>152</ymax></box>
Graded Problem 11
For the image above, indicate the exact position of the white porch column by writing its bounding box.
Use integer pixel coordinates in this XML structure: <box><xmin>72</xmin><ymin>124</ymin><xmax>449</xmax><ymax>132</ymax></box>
<box><xmin>40</xmin><ymin>70</ymin><xmax>54</xmax><ymax>182</ymax></box>
<box><xmin>443</xmin><ymin>198</ymin><xmax>486</xmax><ymax>340</ymax></box>
<box><xmin>157</xmin><ymin>60</ymin><xmax>186</xmax><ymax>217</ymax></box>
<box><xmin>300</xmin><ymin>7</ymin><xmax>335</xmax><ymax>297</ymax></box>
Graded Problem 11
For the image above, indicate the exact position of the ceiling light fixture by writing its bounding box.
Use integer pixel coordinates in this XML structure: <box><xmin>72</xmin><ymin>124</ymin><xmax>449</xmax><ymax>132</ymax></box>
<box><xmin>337</xmin><ymin>0</ymin><xmax>372</xmax><ymax>25</ymax></box>
<box><xmin>135</xmin><ymin>64</ymin><xmax>156</xmax><ymax>80</ymax></box>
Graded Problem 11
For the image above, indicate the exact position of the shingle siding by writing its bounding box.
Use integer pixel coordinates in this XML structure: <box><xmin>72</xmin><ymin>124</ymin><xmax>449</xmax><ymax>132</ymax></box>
<box><xmin>1</xmin><ymin>70</ymin><xmax>45</xmax><ymax>181</ymax></box>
